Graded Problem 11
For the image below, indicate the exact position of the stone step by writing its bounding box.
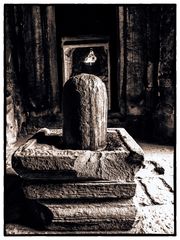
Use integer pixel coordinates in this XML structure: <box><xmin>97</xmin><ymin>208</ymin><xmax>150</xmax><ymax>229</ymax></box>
<box><xmin>12</xmin><ymin>128</ymin><xmax>144</xmax><ymax>181</ymax></box>
<box><xmin>22</xmin><ymin>180</ymin><xmax>136</xmax><ymax>200</ymax></box>
<box><xmin>5</xmin><ymin>223</ymin><xmax>137</xmax><ymax>235</ymax></box>
<box><xmin>39</xmin><ymin>199</ymin><xmax>136</xmax><ymax>232</ymax></box>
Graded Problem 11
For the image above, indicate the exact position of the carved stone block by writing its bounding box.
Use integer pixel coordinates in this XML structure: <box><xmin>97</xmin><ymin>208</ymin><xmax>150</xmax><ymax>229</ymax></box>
<box><xmin>40</xmin><ymin>199</ymin><xmax>136</xmax><ymax>232</ymax></box>
<box><xmin>12</xmin><ymin>128</ymin><xmax>144</xmax><ymax>181</ymax></box>
<box><xmin>23</xmin><ymin>181</ymin><xmax>136</xmax><ymax>200</ymax></box>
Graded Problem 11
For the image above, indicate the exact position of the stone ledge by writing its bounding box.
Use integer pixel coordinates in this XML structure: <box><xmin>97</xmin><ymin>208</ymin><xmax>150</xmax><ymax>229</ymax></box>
<box><xmin>23</xmin><ymin>181</ymin><xmax>136</xmax><ymax>200</ymax></box>
<box><xmin>40</xmin><ymin>199</ymin><xmax>136</xmax><ymax>232</ymax></box>
<box><xmin>114</xmin><ymin>128</ymin><xmax>144</xmax><ymax>162</ymax></box>
<box><xmin>4</xmin><ymin>223</ymin><xmax>138</xmax><ymax>235</ymax></box>
<box><xmin>12</xmin><ymin>128</ymin><xmax>144</xmax><ymax>181</ymax></box>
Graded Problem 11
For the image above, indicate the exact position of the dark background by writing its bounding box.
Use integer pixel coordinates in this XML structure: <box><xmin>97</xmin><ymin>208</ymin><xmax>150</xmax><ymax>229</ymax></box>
<box><xmin>5</xmin><ymin>4</ymin><xmax>176</xmax><ymax>144</ymax></box>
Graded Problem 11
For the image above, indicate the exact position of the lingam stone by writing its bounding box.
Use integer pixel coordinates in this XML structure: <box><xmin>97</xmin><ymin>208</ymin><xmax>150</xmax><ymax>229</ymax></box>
<box><xmin>63</xmin><ymin>73</ymin><xmax>107</xmax><ymax>150</ymax></box>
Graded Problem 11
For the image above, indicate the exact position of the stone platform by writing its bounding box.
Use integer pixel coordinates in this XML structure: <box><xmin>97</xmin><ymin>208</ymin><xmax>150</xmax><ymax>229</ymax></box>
<box><xmin>5</xmin><ymin>140</ymin><xmax>174</xmax><ymax>235</ymax></box>
<box><xmin>10</xmin><ymin>128</ymin><xmax>144</xmax><ymax>234</ymax></box>
<box><xmin>23</xmin><ymin>181</ymin><xmax>136</xmax><ymax>199</ymax></box>
<box><xmin>12</xmin><ymin>128</ymin><xmax>144</xmax><ymax>181</ymax></box>
<box><xmin>42</xmin><ymin>199</ymin><xmax>136</xmax><ymax>232</ymax></box>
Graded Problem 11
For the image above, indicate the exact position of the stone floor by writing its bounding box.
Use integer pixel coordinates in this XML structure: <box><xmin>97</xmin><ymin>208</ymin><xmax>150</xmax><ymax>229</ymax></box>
<box><xmin>132</xmin><ymin>142</ymin><xmax>175</xmax><ymax>234</ymax></box>
<box><xmin>5</xmin><ymin>137</ymin><xmax>175</xmax><ymax>235</ymax></box>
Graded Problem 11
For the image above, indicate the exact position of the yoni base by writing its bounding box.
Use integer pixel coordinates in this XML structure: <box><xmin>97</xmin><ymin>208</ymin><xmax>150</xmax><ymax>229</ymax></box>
<box><xmin>11</xmin><ymin>128</ymin><xmax>144</xmax><ymax>233</ymax></box>
<box><xmin>26</xmin><ymin>199</ymin><xmax>137</xmax><ymax>232</ymax></box>
<box><xmin>48</xmin><ymin>199</ymin><xmax>136</xmax><ymax>231</ymax></box>
<box><xmin>23</xmin><ymin>180</ymin><xmax>136</xmax><ymax>200</ymax></box>
<box><xmin>12</xmin><ymin>128</ymin><xmax>144</xmax><ymax>182</ymax></box>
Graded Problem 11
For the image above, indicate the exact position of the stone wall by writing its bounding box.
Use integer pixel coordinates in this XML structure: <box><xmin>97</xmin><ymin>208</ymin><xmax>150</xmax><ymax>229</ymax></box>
<box><xmin>153</xmin><ymin>6</ymin><xmax>175</xmax><ymax>143</ymax></box>
<box><xmin>5</xmin><ymin>5</ymin><xmax>62</xmax><ymax>145</ymax></box>
<box><xmin>5</xmin><ymin>6</ymin><xmax>26</xmax><ymax>146</ymax></box>
<box><xmin>117</xmin><ymin>5</ymin><xmax>175</xmax><ymax>143</ymax></box>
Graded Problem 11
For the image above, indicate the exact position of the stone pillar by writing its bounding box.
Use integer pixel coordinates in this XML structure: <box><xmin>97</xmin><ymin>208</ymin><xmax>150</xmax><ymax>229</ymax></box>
<box><xmin>153</xmin><ymin>6</ymin><xmax>175</xmax><ymax>143</ymax></box>
<box><xmin>117</xmin><ymin>6</ymin><xmax>126</xmax><ymax>117</ymax></box>
<box><xmin>125</xmin><ymin>7</ymin><xmax>147</xmax><ymax>116</ymax></box>
<box><xmin>44</xmin><ymin>6</ymin><xmax>60</xmax><ymax>114</ymax></box>
<box><xmin>63</xmin><ymin>73</ymin><xmax>108</xmax><ymax>150</ymax></box>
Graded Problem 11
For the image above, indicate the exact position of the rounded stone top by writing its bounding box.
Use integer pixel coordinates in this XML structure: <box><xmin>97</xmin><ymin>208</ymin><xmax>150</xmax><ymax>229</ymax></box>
<box><xmin>63</xmin><ymin>73</ymin><xmax>105</xmax><ymax>91</ymax></box>
<box><xmin>63</xmin><ymin>73</ymin><xmax>108</xmax><ymax>150</ymax></box>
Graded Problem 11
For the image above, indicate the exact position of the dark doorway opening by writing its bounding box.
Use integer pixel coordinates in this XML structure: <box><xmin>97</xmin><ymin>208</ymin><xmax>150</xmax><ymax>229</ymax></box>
<box><xmin>55</xmin><ymin>4</ymin><xmax>119</xmax><ymax>111</ymax></box>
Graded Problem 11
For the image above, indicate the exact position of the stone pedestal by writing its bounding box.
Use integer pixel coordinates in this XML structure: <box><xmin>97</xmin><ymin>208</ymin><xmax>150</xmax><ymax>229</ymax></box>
<box><xmin>23</xmin><ymin>181</ymin><xmax>136</xmax><ymax>200</ymax></box>
<box><xmin>12</xmin><ymin>128</ymin><xmax>144</xmax><ymax>233</ymax></box>
<box><xmin>42</xmin><ymin>200</ymin><xmax>136</xmax><ymax>232</ymax></box>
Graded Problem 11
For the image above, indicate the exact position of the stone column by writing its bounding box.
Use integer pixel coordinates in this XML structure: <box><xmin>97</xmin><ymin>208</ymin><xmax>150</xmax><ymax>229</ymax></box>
<box><xmin>44</xmin><ymin>6</ymin><xmax>60</xmax><ymax>114</ymax></box>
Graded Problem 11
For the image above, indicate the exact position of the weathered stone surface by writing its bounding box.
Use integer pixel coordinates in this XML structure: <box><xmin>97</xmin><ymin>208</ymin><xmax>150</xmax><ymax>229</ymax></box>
<box><xmin>160</xmin><ymin>176</ymin><xmax>174</xmax><ymax>192</ymax></box>
<box><xmin>132</xmin><ymin>142</ymin><xmax>175</xmax><ymax>234</ymax></box>
<box><xmin>150</xmin><ymin>161</ymin><xmax>165</xmax><ymax>175</ymax></box>
<box><xmin>135</xmin><ymin>204</ymin><xmax>174</xmax><ymax>234</ymax></box>
<box><xmin>140</xmin><ymin>177</ymin><xmax>174</xmax><ymax>205</ymax></box>
<box><xmin>133</xmin><ymin>180</ymin><xmax>152</xmax><ymax>206</ymax></box>
<box><xmin>154</xmin><ymin>6</ymin><xmax>175</xmax><ymax>143</ymax></box>
<box><xmin>136</xmin><ymin>142</ymin><xmax>174</xmax><ymax>178</ymax></box>
<box><xmin>40</xmin><ymin>199</ymin><xmax>136</xmax><ymax>232</ymax></box>
<box><xmin>12</xmin><ymin>128</ymin><xmax>144</xmax><ymax>181</ymax></box>
<box><xmin>125</xmin><ymin>7</ymin><xmax>147</xmax><ymax>117</ymax></box>
<box><xmin>115</xmin><ymin>128</ymin><xmax>144</xmax><ymax>162</ymax></box>
<box><xmin>6</xmin><ymin>95</ymin><xmax>18</xmax><ymax>145</ymax></box>
<box><xmin>6</xmin><ymin>140</ymin><xmax>174</xmax><ymax>235</ymax></box>
<box><xmin>63</xmin><ymin>73</ymin><xmax>108</xmax><ymax>151</ymax></box>
<box><xmin>23</xmin><ymin>181</ymin><xmax>136</xmax><ymax>200</ymax></box>
<box><xmin>5</xmin><ymin>223</ymin><xmax>137</xmax><ymax>235</ymax></box>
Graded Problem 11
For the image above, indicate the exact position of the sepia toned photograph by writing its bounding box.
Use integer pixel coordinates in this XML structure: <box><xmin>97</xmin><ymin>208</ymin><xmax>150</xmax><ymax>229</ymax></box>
<box><xmin>4</xmin><ymin>3</ymin><xmax>176</xmax><ymax>236</ymax></box>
